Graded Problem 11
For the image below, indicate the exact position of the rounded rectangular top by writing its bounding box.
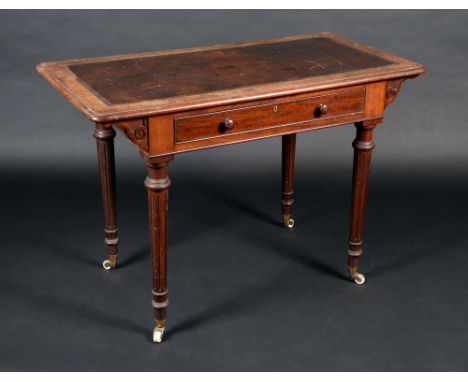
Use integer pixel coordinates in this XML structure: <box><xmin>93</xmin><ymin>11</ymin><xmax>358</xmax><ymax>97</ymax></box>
<box><xmin>37</xmin><ymin>32</ymin><xmax>426</xmax><ymax>122</ymax></box>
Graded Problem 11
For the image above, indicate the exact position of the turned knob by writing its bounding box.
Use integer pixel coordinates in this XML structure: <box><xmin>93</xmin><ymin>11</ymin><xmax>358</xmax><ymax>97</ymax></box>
<box><xmin>317</xmin><ymin>104</ymin><xmax>328</xmax><ymax>116</ymax></box>
<box><xmin>222</xmin><ymin>118</ymin><xmax>235</xmax><ymax>130</ymax></box>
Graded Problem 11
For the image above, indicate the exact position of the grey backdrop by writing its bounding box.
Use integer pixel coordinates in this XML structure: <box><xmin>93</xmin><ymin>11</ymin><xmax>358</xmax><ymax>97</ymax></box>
<box><xmin>1</xmin><ymin>10</ymin><xmax>468</xmax><ymax>371</ymax></box>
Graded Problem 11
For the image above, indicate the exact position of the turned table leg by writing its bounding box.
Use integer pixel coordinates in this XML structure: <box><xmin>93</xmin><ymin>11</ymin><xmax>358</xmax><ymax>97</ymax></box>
<box><xmin>145</xmin><ymin>156</ymin><xmax>173</xmax><ymax>343</ymax></box>
<box><xmin>282</xmin><ymin>134</ymin><xmax>296</xmax><ymax>229</ymax></box>
<box><xmin>93</xmin><ymin>123</ymin><xmax>120</xmax><ymax>270</ymax></box>
<box><xmin>347</xmin><ymin>122</ymin><xmax>378</xmax><ymax>285</ymax></box>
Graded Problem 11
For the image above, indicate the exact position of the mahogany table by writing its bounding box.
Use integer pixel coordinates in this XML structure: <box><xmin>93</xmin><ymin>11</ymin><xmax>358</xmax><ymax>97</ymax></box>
<box><xmin>37</xmin><ymin>33</ymin><xmax>426</xmax><ymax>343</ymax></box>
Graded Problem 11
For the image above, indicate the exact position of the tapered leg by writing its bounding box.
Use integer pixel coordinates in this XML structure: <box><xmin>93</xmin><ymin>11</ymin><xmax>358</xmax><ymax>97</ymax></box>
<box><xmin>93</xmin><ymin>123</ymin><xmax>119</xmax><ymax>270</ymax></box>
<box><xmin>282</xmin><ymin>134</ymin><xmax>296</xmax><ymax>229</ymax></box>
<box><xmin>347</xmin><ymin>122</ymin><xmax>377</xmax><ymax>285</ymax></box>
<box><xmin>145</xmin><ymin>156</ymin><xmax>173</xmax><ymax>343</ymax></box>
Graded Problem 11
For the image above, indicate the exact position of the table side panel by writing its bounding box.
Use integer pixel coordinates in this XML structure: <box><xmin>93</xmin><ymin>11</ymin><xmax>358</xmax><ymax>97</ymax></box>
<box><xmin>149</xmin><ymin>115</ymin><xmax>174</xmax><ymax>155</ymax></box>
<box><xmin>364</xmin><ymin>81</ymin><xmax>387</xmax><ymax>118</ymax></box>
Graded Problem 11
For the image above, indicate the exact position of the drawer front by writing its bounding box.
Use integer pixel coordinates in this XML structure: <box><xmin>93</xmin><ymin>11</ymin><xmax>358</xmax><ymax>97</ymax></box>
<box><xmin>174</xmin><ymin>87</ymin><xmax>365</xmax><ymax>144</ymax></box>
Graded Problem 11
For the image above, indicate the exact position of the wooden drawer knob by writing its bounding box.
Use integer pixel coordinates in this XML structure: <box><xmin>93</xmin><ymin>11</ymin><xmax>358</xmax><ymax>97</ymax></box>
<box><xmin>222</xmin><ymin>118</ymin><xmax>235</xmax><ymax>130</ymax></box>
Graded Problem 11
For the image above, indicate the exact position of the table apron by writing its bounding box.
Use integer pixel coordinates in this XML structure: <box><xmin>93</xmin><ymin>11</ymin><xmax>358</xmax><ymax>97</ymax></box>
<box><xmin>112</xmin><ymin>82</ymin><xmax>389</xmax><ymax>158</ymax></box>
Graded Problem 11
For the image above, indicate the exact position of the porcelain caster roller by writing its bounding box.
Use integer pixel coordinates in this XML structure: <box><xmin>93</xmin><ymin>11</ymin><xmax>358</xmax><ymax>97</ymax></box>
<box><xmin>351</xmin><ymin>272</ymin><xmax>366</xmax><ymax>285</ymax></box>
<box><xmin>102</xmin><ymin>258</ymin><xmax>117</xmax><ymax>270</ymax></box>
<box><xmin>283</xmin><ymin>215</ymin><xmax>295</xmax><ymax>229</ymax></box>
<box><xmin>153</xmin><ymin>325</ymin><xmax>165</xmax><ymax>343</ymax></box>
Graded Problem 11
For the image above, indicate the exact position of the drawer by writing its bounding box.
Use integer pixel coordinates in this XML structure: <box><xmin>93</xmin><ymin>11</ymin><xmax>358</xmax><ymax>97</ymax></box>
<box><xmin>174</xmin><ymin>87</ymin><xmax>365</xmax><ymax>144</ymax></box>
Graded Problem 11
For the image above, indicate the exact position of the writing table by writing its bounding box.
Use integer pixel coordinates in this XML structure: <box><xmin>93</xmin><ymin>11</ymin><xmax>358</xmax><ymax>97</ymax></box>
<box><xmin>37</xmin><ymin>33</ymin><xmax>426</xmax><ymax>343</ymax></box>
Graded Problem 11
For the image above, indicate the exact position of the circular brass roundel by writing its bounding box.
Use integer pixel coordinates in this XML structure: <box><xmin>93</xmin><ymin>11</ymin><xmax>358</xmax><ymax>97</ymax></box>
<box><xmin>134</xmin><ymin>126</ymin><xmax>146</xmax><ymax>141</ymax></box>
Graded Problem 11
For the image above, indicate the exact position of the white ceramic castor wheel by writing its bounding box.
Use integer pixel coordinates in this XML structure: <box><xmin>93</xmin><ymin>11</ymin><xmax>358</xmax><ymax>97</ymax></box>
<box><xmin>283</xmin><ymin>215</ymin><xmax>295</xmax><ymax>229</ymax></box>
<box><xmin>153</xmin><ymin>326</ymin><xmax>165</xmax><ymax>343</ymax></box>
<box><xmin>351</xmin><ymin>272</ymin><xmax>366</xmax><ymax>285</ymax></box>
<box><xmin>102</xmin><ymin>259</ymin><xmax>116</xmax><ymax>270</ymax></box>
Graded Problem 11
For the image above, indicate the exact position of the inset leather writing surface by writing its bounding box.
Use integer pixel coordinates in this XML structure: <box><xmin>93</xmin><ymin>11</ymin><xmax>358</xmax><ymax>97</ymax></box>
<box><xmin>69</xmin><ymin>38</ymin><xmax>392</xmax><ymax>105</ymax></box>
<box><xmin>37</xmin><ymin>33</ymin><xmax>426</xmax><ymax>121</ymax></box>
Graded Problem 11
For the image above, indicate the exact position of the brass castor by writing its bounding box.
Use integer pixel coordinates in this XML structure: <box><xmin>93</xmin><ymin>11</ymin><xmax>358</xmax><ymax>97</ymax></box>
<box><xmin>153</xmin><ymin>325</ymin><xmax>165</xmax><ymax>343</ymax></box>
<box><xmin>283</xmin><ymin>215</ymin><xmax>295</xmax><ymax>229</ymax></box>
<box><xmin>102</xmin><ymin>258</ymin><xmax>116</xmax><ymax>270</ymax></box>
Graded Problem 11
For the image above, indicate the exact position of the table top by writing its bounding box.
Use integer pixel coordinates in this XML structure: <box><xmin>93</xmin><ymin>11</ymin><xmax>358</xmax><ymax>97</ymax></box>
<box><xmin>37</xmin><ymin>32</ymin><xmax>426</xmax><ymax>122</ymax></box>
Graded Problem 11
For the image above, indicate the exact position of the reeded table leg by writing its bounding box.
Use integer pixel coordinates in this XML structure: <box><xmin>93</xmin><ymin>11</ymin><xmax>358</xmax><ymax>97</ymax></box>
<box><xmin>347</xmin><ymin>122</ymin><xmax>377</xmax><ymax>285</ymax></box>
<box><xmin>282</xmin><ymin>134</ymin><xmax>296</xmax><ymax>229</ymax></box>
<box><xmin>145</xmin><ymin>156</ymin><xmax>173</xmax><ymax>343</ymax></box>
<box><xmin>93</xmin><ymin>123</ymin><xmax>119</xmax><ymax>270</ymax></box>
